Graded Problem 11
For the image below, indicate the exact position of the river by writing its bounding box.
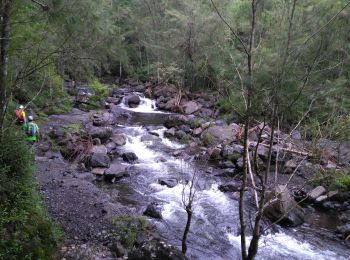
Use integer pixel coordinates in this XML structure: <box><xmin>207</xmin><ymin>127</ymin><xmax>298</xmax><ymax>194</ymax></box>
<box><xmin>101</xmin><ymin>93</ymin><xmax>349</xmax><ymax>260</ymax></box>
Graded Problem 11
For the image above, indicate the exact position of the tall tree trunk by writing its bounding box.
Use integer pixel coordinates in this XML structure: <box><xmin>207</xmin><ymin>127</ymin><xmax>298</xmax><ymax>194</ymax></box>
<box><xmin>0</xmin><ymin>0</ymin><xmax>13</xmax><ymax>135</ymax></box>
<box><xmin>182</xmin><ymin>207</ymin><xmax>192</xmax><ymax>255</ymax></box>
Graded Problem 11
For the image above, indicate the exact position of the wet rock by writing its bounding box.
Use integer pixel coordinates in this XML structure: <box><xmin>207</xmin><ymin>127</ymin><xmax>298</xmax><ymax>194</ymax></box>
<box><xmin>91</xmin><ymin>145</ymin><xmax>108</xmax><ymax>155</ymax></box>
<box><xmin>87</xmin><ymin>126</ymin><xmax>113</xmax><ymax>143</ymax></box>
<box><xmin>182</xmin><ymin>101</ymin><xmax>201</xmax><ymax>114</ymax></box>
<box><xmin>315</xmin><ymin>195</ymin><xmax>328</xmax><ymax>203</ymax></box>
<box><xmin>110</xmin><ymin>105</ymin><xmax>132</xmax><ymax>119</ymax></box>
<box><xmin>308</xmin><ymin>186</ymin><xmax>326</xmax><ymax>200</ymax></box>
<box><xmin>164</xmin><ymin>115</ymin><xmax>189</xmax><ymax>129</ymax></box>
<box><xmin>256</xmin><ymin>145</ymin><xmax>268</xmax><ymax>161</ymax></box>
<box><xmin>215</xmin><ymin>168</ymin><xmax>237</xmax><ymax>178</ymax></box>
<box><xmin>322</xmin><ymin>201</ymin><xmax>342</xmax><ymax>210</ymax></box>
<box><xmin>104</xmin><ymin>164</ymin><xmax>128</xmax><ymax>181</ymax></box>
<box><xmin>219</xmin><ymin>182</ymin><xmax>241</xmax><ymax>193</ymax></box>
<box><xmin>92</xmin><ymin>112</ymin><xmax>115</xmax><ymax>126</ymax></box>
<box><xmin>112</xmin><ymin>134</ymin><xmax>127</xmax><ymax>146</ymax></box>
<box><xmin>141</xmin><ymin>134</ymin><xmax>162</xmax><ymax>143</ymax></box>
<box><xmin>126</xmin><ymin>94</ymin><xmax>141</xmax><ymax>107</ymax></box>
<box><xmin>164</xmin><ymin>128</ymin><xmax>176</xmax><ymax>138</ymax></box>
<box><xmin>90</xmin><ymin>153</ymin><xmax>111</xmax><ymax>168</ymax></box>
<box><xmin>129</xmin><ymin>238</ymin><xmax>187</xmax><ymax>260</ymax></box>
<box><xmin>264</xmin><ymin>185</ymin><xmax>305</xmax><ymax>227</ymax></box>
<box><xmin>158</xmin><ymin>178</ymin><xmax>178</xmax><ymax>188</ymax></box>
<box><xmin>337</xmin><ymin>224</ymin><xmax>350</xmax><ymax>239</ymax></box>
<box><xmin>122</xmin><ymin>152</ymin><xmax>138</xmax><ymax>163</ymax></box>
<box><xmin>143</xmin><ymin>203</ymin><xmax>162</xmax><ymax>219</ymax></box>
<box><xmin>106</xmin><ymin>142</ymin><xmax>117</xmax><ymax>153</ymax></box>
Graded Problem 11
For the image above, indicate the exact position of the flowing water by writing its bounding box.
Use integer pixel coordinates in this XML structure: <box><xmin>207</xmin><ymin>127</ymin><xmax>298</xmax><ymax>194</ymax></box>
<box><xmin>103</xmin><ymin>93</ymin><xmax>349</xmax><ymax>259</ymax></box>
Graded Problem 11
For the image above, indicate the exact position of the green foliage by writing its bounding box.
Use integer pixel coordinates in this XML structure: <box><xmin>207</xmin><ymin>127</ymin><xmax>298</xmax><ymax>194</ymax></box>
<box><xmin>111</xmin><ymin>215</ymin><xmax>149</xmax><ymax>250</ymax></box>
<box><xmin>330</xmin><ymin>173</ymin><xmax>350</xmax><ymax>191</ymax></box>
<box><xmin>88</xmin><ymin>79</ymin><xmax>109</xmax><ymax>109</ymax></box>
<box><xmin>0</xmin><ymin>127</ymin><xmax>62</xmax><ymax>259</ymax></box>
<box><xmin>201</xmin><ymin>132</ymin><xmax>215</xmax><ymax>146</ymax></box>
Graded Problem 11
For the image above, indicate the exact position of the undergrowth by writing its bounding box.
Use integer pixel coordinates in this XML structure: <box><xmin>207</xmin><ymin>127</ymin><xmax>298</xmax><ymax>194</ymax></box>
<box><xmin>0</xmin><ymin>127</ymin><xmax>63</xmax><ymax>259</ymax></box>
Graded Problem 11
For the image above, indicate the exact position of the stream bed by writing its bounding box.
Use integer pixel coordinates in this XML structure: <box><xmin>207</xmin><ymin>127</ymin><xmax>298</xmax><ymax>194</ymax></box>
<box><xmin>100</xmin><ymin>94</ymin><xmax>349</xmax><ymax>260</ymax></box>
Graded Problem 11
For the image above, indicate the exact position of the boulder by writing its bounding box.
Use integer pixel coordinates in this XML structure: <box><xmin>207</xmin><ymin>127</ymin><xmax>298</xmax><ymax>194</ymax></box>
<box><xmin>164</xmin><ymin>115</ymin><xmax>189</xmax><ymax>129</ymax></box>
<box><xmin>91</xmin><ymin>167</ymin><xmax>106</xmax><ymax>176</ymax></box>
<box><xmin>112</xmin><ymin>134</ymin><xmax>127</xmax><ymax>146</ymax></box>
<box><xmin>201</xmin><ymin>124</ymin><xmax>239</xmax><ymax>145</ymax></box>
<box><xmin>175</xmin><ymin>130</ymin><xmax>186</xmax><ymax>139</ymax></box>
<box><xmin>93</xmin><ymin>112</ymin><xmax>115</xmax><ymax>126</ymax></box>
<box><xmin>106</xmin><ymin>96</ymin><xmax>120</xmax><ymax>105</ymax></box>
<box><xmin>122</xmin><ymin>152</ymin><xmax>138</xmax><ymax>163</ymax></box>
<box><xmin>105</xmin><ymin>164</ymin><xmax>128</xmax><ymax>181</ymax></box>
<box><xmin>90</xmin><ymin>153</ymin><xmax>110</xmax><ymax>168</ymax></box>
<box><xmin>106</xmin><ymin>142</ymin><xmax>117</xmax><ymax>153</ymax></box>
<box><xmin>141</xmin><ymin>134</ymin><xmax>162</xmax><ymax>143</ymax></box>
<box><xmin>198</xmin><ymin>108</ymin><xmax>214</xmax><ymax>118</ymax></box>
<box><xmin>219</xmin><ymin>161</ymin><xmax>235</xmax><ymax>169</ymax></box>
<box><xmin>154</xmin><ymin>86</ymin><xmax>176</xmax><ymax>98</ymax></box>
<box><xmin>182</xmin><ymin>101</ymin><xmax>201</xmax><ymax>114</ymax></box>
<box><xmin>208</xmin><ymin>147</ymin><xmax>221</xmax><ymax>159</ymax></box>
<box><xmin>193</xmin><ymin>128</ymin><xmax>203</xmax><ymax>137</ymax></box>
<box><xmin>284</xmin><ymin>159</ymin><xmax>298</xmax><ymax>174</ymax></box>
<box><xmin>336</xmin><ymin>224</ymin><xmax>350</xmax><ymax>239</ymax></box>
<box><xmin>264</xmin><ymin>185</ymin><xmax>305</xmax><ymax>227</ymax></box>
<box><xmin>158</xmin><ymin>178</ymin><xmax>178</xmax><ymax>188</ymax></box>
<box><xmin>164</xmin><ymin>128</ymin><xmax>176</xmax><ymax>138</ymax></box>
<box><xmin>126</xmin><ymin>94</ymin><xmax>141</xmax><ymax>107</ymax></box>
<box><xmin>87</xmin><ymin>126</ymin><xmax>113</xmax><ymax>143</ymax></box>
<box><xmin>235</xmin><ymin>157</ymin><xmax>244</xmax><ymax>169</ymax></box>
<box><xmin>129</xmin><ymin>238</ymin><xmax>187</xmax><ymax>260</ymax></box>
<box><xmin>143</xmin><ymin>203</ymin><xmax>162</xmax><ymax>219</ymax></box>
<box><xmin>179</xmin><ymin>125</ymin><xmax>192</xmax><ymax>134</ymax></box>
<box><xmin>308</xmin><ymin>186</ymin><xmax>327</xmax><ymax>200</ymax></box>
<box><xmin>219</xmin><ymin>182</ymin><xmax>241</xmax><ymax>193</ymax></box>
<box><xmin>164</xmin><ymin>98</ymin><xmax>177</xmax><ymax>111</ymax></box>
<box><xmin>91</xmin><ymin>145</ymin><xmax>108</xmax><ymax>155</ymax></box>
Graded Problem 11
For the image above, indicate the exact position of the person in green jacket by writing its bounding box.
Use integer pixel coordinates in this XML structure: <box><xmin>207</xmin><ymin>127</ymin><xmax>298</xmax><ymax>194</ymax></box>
<box><xmin>26</xmin><ymin>116</ymin><xmax>40</xmax><ymax>143</ymax></box>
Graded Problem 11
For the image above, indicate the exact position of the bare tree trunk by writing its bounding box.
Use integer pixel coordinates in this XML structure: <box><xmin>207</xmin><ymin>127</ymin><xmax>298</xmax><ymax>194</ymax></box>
<box><xmin>0</xmin><ymin>0</ymin><xmax>14</xmax><ymax>136</ymax></box>
<box><xmin>182</xmin><ymin>206</ymin><xmax>192</xmax><ymax>255</ymax></box>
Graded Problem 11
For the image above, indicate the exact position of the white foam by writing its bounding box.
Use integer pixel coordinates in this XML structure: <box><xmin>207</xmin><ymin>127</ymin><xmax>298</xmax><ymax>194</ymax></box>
<box><xmin>120</xmin><ymin>93</ymin><xmax>166</xmax><ymax>113</ymax></box>
<box><xmin>227</xmin><ymin>233</ymin><xmax>344</xmax><ymax>260</ymax></box>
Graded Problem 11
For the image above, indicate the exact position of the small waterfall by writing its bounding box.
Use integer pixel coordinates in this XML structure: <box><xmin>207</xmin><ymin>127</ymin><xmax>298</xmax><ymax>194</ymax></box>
<box><xmin>119</xmin><ymin>92</ymin><xmax>163</xmax><ymax>113</ymax></box>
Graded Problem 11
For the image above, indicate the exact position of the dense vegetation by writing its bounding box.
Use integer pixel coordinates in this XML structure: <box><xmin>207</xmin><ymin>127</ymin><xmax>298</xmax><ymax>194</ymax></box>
<box><xmin>0</xmin><ymin>0</ymin><xmax>349</xmax><ymax>258</ymax></box>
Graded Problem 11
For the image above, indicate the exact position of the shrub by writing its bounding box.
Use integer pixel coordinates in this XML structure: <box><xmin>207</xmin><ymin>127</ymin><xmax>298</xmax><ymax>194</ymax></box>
<box><xmin>330</xmin><ymin>173</ymin><xmax>350</xmax><ymax>191</ymax></box>
<box><xmin>0</xmin><ymin>127</ymin><xmax>62</xmax><ymax>259</ymax></box>
<box><xmin>111</xmin><ymin>216</ymin><xmax>149</xmax><ymax>250</ymax></box>
<box><xmin>88</xmin><ymin>78</ymin><xmax>109</xmax><ymax>109</ymax></box>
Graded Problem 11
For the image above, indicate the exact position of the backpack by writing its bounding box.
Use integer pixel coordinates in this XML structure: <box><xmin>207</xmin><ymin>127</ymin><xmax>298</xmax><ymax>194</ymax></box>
<box><xmin>15</xmin><ymin>109</ymin><xmax>23</xmax><ymax>120</ymax></box>
<box><xmin>27</xmin><ymin>123</ymin><xmax>38</xmax><ymax>137</ymax></box>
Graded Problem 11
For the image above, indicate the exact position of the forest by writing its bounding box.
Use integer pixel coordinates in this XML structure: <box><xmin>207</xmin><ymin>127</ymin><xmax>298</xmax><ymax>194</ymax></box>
<box><xmin>0</xmin><ymin>0</ymin><xmax>349</xmax><ymax>259</ymax></box>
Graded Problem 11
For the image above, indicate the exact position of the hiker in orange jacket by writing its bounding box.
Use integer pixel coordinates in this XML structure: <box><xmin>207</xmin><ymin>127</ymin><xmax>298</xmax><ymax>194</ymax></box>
<box><xmin>15</xmin><ymin>105</ymin><xmax>27</xmax><ymax>126</ymax></box>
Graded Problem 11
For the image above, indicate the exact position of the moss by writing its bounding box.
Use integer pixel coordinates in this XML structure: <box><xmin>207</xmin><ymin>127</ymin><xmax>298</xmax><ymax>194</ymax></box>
<box><xmin>330</xmin><ymin>173</ymin><xmax>350</xmax><ymax>191</ymax></box>
<box><xmin>111</xmin><ymin>216</ymin><xmax>149</xmax><ymax>250</ymax></box>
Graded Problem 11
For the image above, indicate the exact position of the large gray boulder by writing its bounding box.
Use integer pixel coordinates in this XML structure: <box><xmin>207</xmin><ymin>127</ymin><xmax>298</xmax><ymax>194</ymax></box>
<box><xmin>126</xmin><ymin>94</ymin><xmax>141</xmax><ymax>108</ymax></box>
<box><xmin>143</xmin><ymin>203</ymin><xmax>162</xmax><ymax>219</ymax></box>
<box><xmin>104</xmin><ymin>163</ymin><xmax>128</xmax><ymax>181</ymax></box>
<box><xmin>122</xmin><ymin>152</ymin><xmax>138</xmax><ymax>163</ymax></box>
<box><xmin>164</xmin><ymin>115</ymin><xmax>189</xmax><ymax>129</ymax></box>
<box><xmin>87</xmin><ymin>126</ymin><xmax>113</xmax><ymax>143</ymax></box>
<box><xmin>158</xmin><ymin>178</ymin><xmax>178</xmax><ymax>188</ymax></box>
<box><xmin>201</xmin><ymin>124</ymin><xmax>240</xmax><ymax>145</ymax></box>
<box><xmin>264</xmin><ymin>185</ymin><xmax>305</xmax><ymax>227</ymax></box>
<box><xmin>112</xmin><ymin>134</ymin><xmax>127</xmax><ymax>146</ymax></box>
<box><xmin>90</xmin><ymin>153</ymin><xmax>111</xmax><ymax>168</ymax></box>
<box><xmin>182</xmin><ymin>101</ymin><xmax>201</xmax><ymax>114</ymax></box>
